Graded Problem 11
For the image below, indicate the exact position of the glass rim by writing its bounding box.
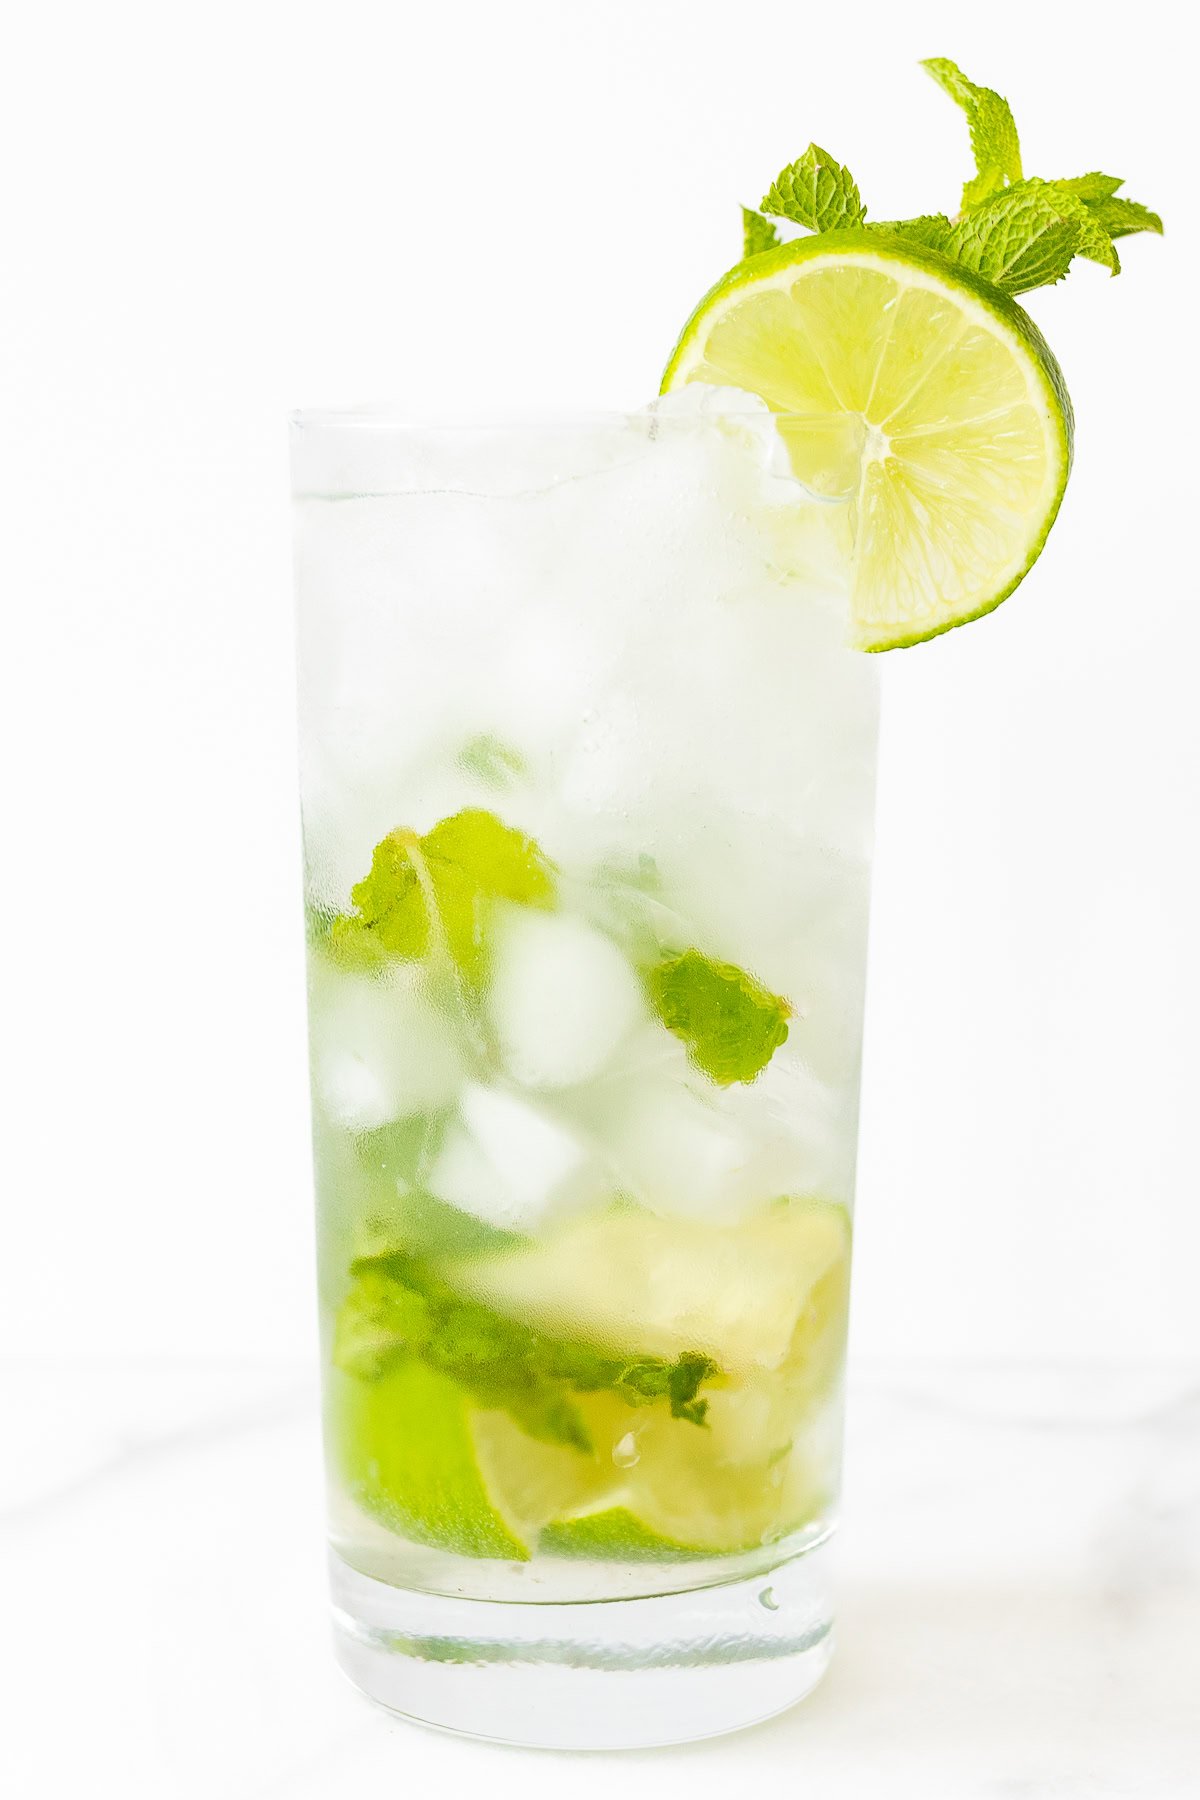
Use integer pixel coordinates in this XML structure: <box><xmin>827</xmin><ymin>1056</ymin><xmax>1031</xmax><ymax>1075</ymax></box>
<box><xmin>289</xmin><ymin>401</ymin><xmax>790</xmax><ymax>433</ymax></box>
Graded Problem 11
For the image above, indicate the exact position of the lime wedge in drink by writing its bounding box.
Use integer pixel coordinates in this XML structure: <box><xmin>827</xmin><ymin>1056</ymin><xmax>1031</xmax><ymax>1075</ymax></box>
<box><xmin>536</xmin><ymin>1379</ymin><xmax>828</xmax><ymax>1559</ymax></box>
<box><xmin>469</xmin><ymin>1211</ymin><xmax>850</xmax><ymax>1560</ymax></box>
<box><xmin>662</xmin><ymin>231</ymin><xmax>1073</xmax><ymax>650</ymax></box>
<box><xmin>439</xmin><ymin>1199</ymin><xmax>850</xmax><ymax>1375</ymax></box>
<box><xmin>331</xmin><ymin>1202</ymin><xmax>850</xmax><ymax>1562</ymax></box>
<box><xmin>329</xmin><ymin>1359</ymin><xmax>531</xmax><ymax>1561</ymax></box>
<box><xmin>472</xmin><ymin>1383</ymin><xmax>828</xmax><ymax>1562</ymax></box>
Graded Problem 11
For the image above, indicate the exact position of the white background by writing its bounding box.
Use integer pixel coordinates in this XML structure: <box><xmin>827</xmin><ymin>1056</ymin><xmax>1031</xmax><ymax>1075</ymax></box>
<box><xmin>2</xmin><ymin>0</ymin><xmax>1195</xmax><ymax>1376</ymax></box>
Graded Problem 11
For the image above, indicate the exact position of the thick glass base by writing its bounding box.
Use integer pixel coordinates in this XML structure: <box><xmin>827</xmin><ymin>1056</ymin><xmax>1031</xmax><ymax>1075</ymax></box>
<box><xmin>329</xmin><ymin>1540</ymin><xmax>834</xmax><ymax>1750</ymax></box>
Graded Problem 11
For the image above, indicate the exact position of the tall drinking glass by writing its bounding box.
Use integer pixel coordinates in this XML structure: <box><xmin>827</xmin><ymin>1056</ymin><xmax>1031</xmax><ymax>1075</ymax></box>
<box><xmin>290</xmin><ymin>405</ymin><xmax>878</xmax><ymax>1749</ymax></box>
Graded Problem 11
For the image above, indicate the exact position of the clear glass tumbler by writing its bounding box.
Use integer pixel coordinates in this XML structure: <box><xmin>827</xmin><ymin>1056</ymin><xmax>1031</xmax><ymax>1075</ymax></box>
<box><xmin>290</xmin><ymin>404</ymin><xmax>878</xmax><ymax>1748</ymax></box>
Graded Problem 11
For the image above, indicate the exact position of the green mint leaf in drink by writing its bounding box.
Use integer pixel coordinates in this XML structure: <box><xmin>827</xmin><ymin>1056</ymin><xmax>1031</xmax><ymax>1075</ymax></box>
<box><xmin>325</xmin><ymin>1113</ymin><xmax>523</xmax><ymax>1265</ymax></box>
<box><xmin>456</xmin><ymin>733</ymin><xmax>527</xmax><ymax>790</ymax></box>
<box><xmin>342</xmin><ymin>808</ymin><xmax>556</xmax><ymax>985</ymax></box>
<box><xmin>334</xmin><ymin>1257</ymin><xmax>589</xmax><ymax>1449</ymax></box>
<box><xmin>332</xmin><ymin>1263</ymin><xmax>436</xmax><ymax>1381</ymax></box>
<box><xmin>333</xmin><ymin>1252</ymin><xmax>721</xmax><ymax>1448</ymax></box>
<box><xmin>666</xmin><ymin>1352</ymin><xmax>718</xmax><ymax>1427</ymax></box>
<box><xmin>922</xmin><ymin>56</ymin><xmax>1023</xmax><ymax>209</ymax></box>
<box><xmin>646</xmin><ymin>949</ymin><xmax>791</xmax><ymax>1085</ymax></box>
<box><xmin>306</xmin><ymin>899</ymin><xmax>391</xmax><ymax>972</ymax></box>
<box><xmin>761</xmin><ymin>144</ymin><xmax>867</xmax><ymax>234</ymax></box>
<box><xmin>742</xmin><ymin>206</ymin><xmax>781</xmax><ymax>259</ymax></box>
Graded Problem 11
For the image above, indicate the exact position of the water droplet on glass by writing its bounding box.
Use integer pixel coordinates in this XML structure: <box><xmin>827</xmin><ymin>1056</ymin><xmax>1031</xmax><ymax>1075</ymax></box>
<box><xmin>612</xmin><ymin>1431</ymin><xmax>640</xmax><ymax>1469</ymax></box>
<box><xmin>759</xmin><ymin>1587</ymin><xmax>780</xmax><ymax>1612</ymax></box>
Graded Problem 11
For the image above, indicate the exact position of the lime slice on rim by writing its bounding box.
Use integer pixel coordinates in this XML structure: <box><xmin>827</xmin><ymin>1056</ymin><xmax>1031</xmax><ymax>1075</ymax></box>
<box><xmin>662</xmin><ymin>229</ymin><xmax>1073</xmax><ymax>650</ymax></box>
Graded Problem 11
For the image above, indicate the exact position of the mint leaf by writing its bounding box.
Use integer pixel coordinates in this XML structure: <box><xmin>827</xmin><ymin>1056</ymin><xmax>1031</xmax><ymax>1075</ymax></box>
<box><xmin>922</xmin><ymin>57</ymin><xmax>1023</xmax><ymax>210</ymax></box>
<box><xmin>1085</xmin><ymin>194</ymin><xmax>1163</xmax><ymax>239</ymax></box>
<box><xmin>631</xmin><ymin>1351</ymin><xmax>715</xmax><ymax>1427</ymax></box>
<box><xmin>345</xmin><ymin>808</ymin><xmax>556</xmax><ymax>986</ymax></box>
<box><xmin>944</xmin><ymin>182</ymin><xmax>1083</xmax><ymax>293</ymax></box>
<box><xmin>1052</xmin><ymin>175</ymin><xmax>1163</xmax><ymax>241</ymax></box>
<box><xmin>457</xmin><ymin>734</ymin><xmax>527</xmax><ymax>790</ymax></box>
<box><xmin>307</xmin><ymin>901</ymin><xmax>390</xmax><ymax>973</ymax></box>
<box><xmin>354</xmin><ymin>1113</ymin><xmax>449</xmax><ymax>1191</ymax></box>
<box><xmin>1043</xmin><ymin>181</ymin><xmax>1120</xmax><ymax>272</ymax></box>
<box><xmin>762</xmin><ymin>144</ymin><xmax>866</xmax><ymax>234</ymax></box>
<box><xmin>646</xmin><ymin>949</ymin><xmax>791</xmax><ymax>1086</ymax></box>
<box><xmin>944</xmin><ymin>177</ymin><xmax>1133</xmax><ymax>289</ymax></box>
<box><xmin>867</xmin><ymin>213</ymin><xmax>954</xmax><ymax>252</ymax></box>
<box><xmin>334</xmin><ymin>1255</ymin><xmax>721</xmax><ymax>1449</ymax></box>
<box><xmin>349</xmin><ymin>1111</ymin><xmax>525</xmax><ymax>1260</ymax></box>
<box><xmin>740</xmin><ymin>59</ymin><xmax>1162</xmax><ymax>307</ymax></box>
<box><xmin>742</xmin><ymin>205</ymin><xmax>780</xmax><ymax>258</ymax></box>
<box><xmin>333</xmin><ymin>1264</ymin><xmax>435</xmax><ymax>1381</ymax></box>
<box><xmin>387</xmin><ymin>1189</ymin><xmax>524</xmax><ymax>1260</ymax></box>
<box><xmin>1055</xmin><ymin>171</ymin><xmax>1123</xmax><ymax>202</ymax></box>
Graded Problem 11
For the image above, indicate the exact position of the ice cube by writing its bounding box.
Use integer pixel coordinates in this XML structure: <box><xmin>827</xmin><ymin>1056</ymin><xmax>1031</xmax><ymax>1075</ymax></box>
<box><xmin>485</xmin><ymin>908</ymin><xmax>645</xmax><ymax>1089</ymax></box>
<box><xmin>597</xmin><ymin>1074</ymin><xmax>757</xmax><ymax>1224</ymax></box>
<box><xmin>428</xmin><ymin>1082</ymin><xmax>606</xmax><ymax>1232</ymax></box>
<box><xmin>721</xmin><ymin>1049</ymin><xmax>856</xmax><ymax>1203</ymax></box>
<box><xmin>311</xmin><ymin>968</ymin><xmax>466</xmax><ymax>1133</ymax></box>
<box><xmin>569</xmin><ymin>1010</ymin><xmax>855</xmax><ymax>1220</ymax></box>
<box><xmin>650</xmin><ymin>383</ymin><xmax>794</xmax><ymax>480</ymax></box>
<box><xmin>552</xmin><ymin>690</ymin><xmax>647</xmax><ymax>820</ymax></box>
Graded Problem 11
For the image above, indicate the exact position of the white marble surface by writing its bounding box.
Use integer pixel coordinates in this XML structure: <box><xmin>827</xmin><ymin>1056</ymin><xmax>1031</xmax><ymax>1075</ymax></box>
<box><xmin>3</xmin><ymin>1359</ymin><xmax>1197</xmax><ymax>1799</ymax></box>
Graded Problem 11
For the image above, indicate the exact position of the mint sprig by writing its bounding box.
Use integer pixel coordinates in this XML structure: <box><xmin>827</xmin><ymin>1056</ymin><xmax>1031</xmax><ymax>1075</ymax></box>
<box><xmin>333</xmin><ymin>1254</ymin><xmax>720</xmax><ymax>1449</ymax></box>
<box><xmin>944</xmin><ymin>181</ymin><xmax>1117</xmax><ymax>290</ymax></box>
<box><xmin>761</xmin><ymin>144</ymin><xmax>866</xmax><ymax>235</ymax></box>
<box><xmin>1083</xmin><ymin>194</ymin><xmax>1163</xmax><ymax>240</ymax></box>
<box><xmin>331</xmin><ymin>808</ymin><xmax>556</xmax><ymax>988</ymax></box>
<box><xmin>1055</xmin><ymin>172</ymin><xmax>1123</xmax><ymax>202</ymax></box>
<box><xmin>751</xmin><ymin>57</ymin><xmax>1162</xmax><ymax>298</ymax></box>
<box><xmin>922</xmin><ymin>57</ymin><xmax>1023</xmax><ymax>210</ymax></box>
<box><xmin>742</xmin><ymin>206</ymin><xmax>780</xmax><ymax>259</ymax></box>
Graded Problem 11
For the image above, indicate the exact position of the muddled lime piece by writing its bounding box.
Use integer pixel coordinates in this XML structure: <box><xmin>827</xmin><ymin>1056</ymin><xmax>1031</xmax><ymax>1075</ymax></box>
<box><xmin>469</xmin><ymin>1207</ymin><xmax>851</xmax><ymax>1560</ymax></box>
<box><xmin>332</xmin><ymin>1201</ymin><xmax>851</xmax><ymax>1562</ymax></box>
<box><xmin>439</xmin><ymin>1200</ymin><xmax>850</xmax><ymax>1374</ymax></box>
<box><xmin>510</xmin><ymin>1381</ymin><xmax>828</xmax><ymax>1560</ymax></box>
<box><xmin>329</xmin><ymin>1359</ymin><xmax>530</xmax><ymax>1560</ymax></box>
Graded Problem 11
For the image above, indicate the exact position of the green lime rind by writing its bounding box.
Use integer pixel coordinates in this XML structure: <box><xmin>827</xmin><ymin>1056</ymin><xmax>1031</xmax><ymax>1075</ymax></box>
<box><xmin>538</xmin><ymin>1500</ymin><xmax>821</xmax><ymax>1563</ymax></box>
<box><xmin>661</xmin><ymin>229</ymin><xmax>1074</xmax><ymax>653</ymax></box>
<box><xmin>662</xmin><ymin>228</ymin><xmax>1075</xmax><ymax>448</ymax></box>
<box><xmin>539</xmin><ymin>1506</ymin><xmax>728</xmax><ymax>1561</ymax></box>
<box><xmin>329</xmin><ymin>1359</ymin><xmax>530</xmax><ymax>1561</ymax></box>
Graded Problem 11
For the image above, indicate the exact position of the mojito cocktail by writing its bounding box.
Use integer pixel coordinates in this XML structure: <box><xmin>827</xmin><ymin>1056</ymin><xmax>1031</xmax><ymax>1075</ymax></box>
<box><xmin>294</xmin><ymin>405</ymin><xmax>873</xmax><ymax>1742</ymax></box>
<box><xmin>292</xmin><ymin>57</ymin><xmax>1160</xmax><ymax>1747</ymax></box>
